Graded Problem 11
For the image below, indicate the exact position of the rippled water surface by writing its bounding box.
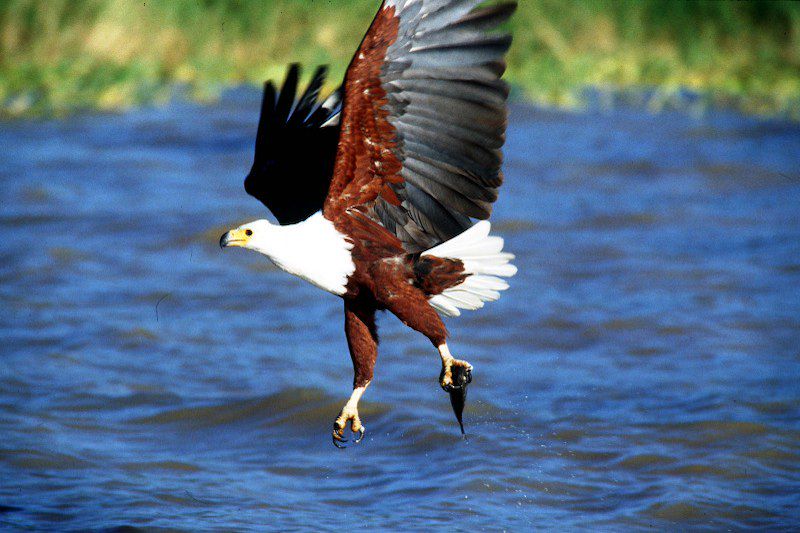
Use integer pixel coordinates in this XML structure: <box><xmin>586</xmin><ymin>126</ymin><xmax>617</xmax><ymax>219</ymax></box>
<box><xmin>1</xmin><ymin>91</ymin><xmax>799</xmax><ymax>530</ymax></box>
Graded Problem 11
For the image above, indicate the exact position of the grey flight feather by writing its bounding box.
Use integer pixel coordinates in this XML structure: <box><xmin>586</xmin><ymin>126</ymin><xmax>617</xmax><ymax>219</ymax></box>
<box><xmin>371</xmin><ymin>0</ymin><xmax>516</xmax><ymax>252</ymax></box>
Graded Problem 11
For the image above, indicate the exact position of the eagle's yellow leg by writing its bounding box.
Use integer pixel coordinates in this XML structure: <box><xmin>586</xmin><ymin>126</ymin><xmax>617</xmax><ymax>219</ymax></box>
<box><xmin>438</xmin><ymin>344</ymin><xmax>472</xmax><ymax>391</ymax></box>
<box><xmin>332</xmin><ymin>382</ymin><xmax>368</xmax><ymax>448</ymax></box>
<box><xmin>335</xmin><ymin>298</ymin><xmax>377</xmax><ymax>448</ymax></box>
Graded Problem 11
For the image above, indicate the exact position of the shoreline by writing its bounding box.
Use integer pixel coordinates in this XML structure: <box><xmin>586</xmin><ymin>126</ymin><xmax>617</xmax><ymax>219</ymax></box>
<box><xmin>2</xmin><ymin>1</ymin><xmax>798</xmax><ymax>120</ymax></box>
<box><xmin>2</xmin><ymin>82</ymin><xmax>798</xmax><ymax>124</ymax></box>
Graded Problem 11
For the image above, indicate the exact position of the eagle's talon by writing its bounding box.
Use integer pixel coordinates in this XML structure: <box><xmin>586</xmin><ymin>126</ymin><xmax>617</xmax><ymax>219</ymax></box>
<box><xmin>440</xmin><ymin>358</ymin><xmax>473</xmax><ymax>392</ymax></box>
<box><xmin>331</xmin><ymin>408</ymin><xmax>364</xmax><ymax>448</ymax></box>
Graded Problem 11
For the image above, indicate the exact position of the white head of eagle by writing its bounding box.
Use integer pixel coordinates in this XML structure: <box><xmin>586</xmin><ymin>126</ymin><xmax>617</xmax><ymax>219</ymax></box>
<box><xmin>220</xmin><ymin>212</ymin><xmax>355</xmax><ymax>296</ymax></box>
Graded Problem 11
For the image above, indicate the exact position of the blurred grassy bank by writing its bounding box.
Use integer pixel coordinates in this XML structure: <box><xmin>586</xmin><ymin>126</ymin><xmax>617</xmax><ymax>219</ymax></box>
<box><xmin>1</xmin><ymin>0</ymin><xmax>799</xmax><ymax>119</ymax></box>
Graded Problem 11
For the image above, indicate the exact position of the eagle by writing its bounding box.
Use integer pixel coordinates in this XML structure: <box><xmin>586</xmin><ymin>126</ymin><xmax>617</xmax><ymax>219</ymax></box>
<box><xmin>220</xmin><ymin>0</ymin><xmax>517</xmax><ymax>447</ymax></box>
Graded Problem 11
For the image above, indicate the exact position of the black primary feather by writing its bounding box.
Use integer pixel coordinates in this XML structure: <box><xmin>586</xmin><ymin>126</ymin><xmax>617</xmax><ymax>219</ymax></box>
<box><xmin>244</xmin><ymin>64</ymin><xmax>343</xmax><ymax>225</ymax></box>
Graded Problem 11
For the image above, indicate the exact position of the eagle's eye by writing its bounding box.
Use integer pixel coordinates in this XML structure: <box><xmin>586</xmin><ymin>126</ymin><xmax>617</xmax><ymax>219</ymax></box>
<box><xmin>245</xmin><ymin>229</ymin><xmax>253</xmax><ymax>237</ymax></box>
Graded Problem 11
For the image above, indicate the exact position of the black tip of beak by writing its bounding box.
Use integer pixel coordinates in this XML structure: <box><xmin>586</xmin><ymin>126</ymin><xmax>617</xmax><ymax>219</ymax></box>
<box><xmin>219</xmin><ymin>232</ymin><xmax>230</xmax><ymax>248</ymax></box>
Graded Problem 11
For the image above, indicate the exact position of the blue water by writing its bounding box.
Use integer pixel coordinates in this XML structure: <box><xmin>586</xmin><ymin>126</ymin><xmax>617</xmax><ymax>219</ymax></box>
<box><xmin>1</xmin><ymin>90</ymin><xmax>799</xmax><ymax>530</ymax></box>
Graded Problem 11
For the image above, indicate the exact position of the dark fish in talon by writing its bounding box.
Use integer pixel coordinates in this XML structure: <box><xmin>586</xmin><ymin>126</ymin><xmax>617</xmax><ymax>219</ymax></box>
<box><xmin>446</xmin><ymin>364</ymin><xmax>472</xmax><ymax>435</ymax></box>
<box><xmin>449</xmin><ymin>385</ymin><xmax>468</xmax><ymax>435</ymax></box>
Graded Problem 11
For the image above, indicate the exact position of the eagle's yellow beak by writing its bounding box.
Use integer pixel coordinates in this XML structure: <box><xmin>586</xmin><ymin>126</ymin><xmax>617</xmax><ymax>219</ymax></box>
<box><xmin>219</xmin><ymin>228</ymin><xmax>250</xmax><ymax>248</ymax></box>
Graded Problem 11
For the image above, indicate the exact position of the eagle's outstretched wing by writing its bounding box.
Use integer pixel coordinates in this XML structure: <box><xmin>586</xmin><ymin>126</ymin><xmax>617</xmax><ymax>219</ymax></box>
<box><xmin>324</xmin><ymin>0</ymin><xmax>515</xmax><ymax>252</ymax></box>
<box><xmin>245</xmin><ymin>64</ymin><xmax>343</xmax><ymax>225</ymax></box>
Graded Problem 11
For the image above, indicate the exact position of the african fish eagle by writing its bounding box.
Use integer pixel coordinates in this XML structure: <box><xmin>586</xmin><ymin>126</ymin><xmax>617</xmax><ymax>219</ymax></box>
<box><xmin>220</xmin><ymin>0</ymin><xmax>517</xmax><ymax>447</ymax></box>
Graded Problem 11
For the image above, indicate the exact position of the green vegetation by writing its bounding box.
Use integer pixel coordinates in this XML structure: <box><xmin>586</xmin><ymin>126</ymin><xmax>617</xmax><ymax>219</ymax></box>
<box><xmin>1</xmin><ymin>0</ymin><xmax>799</xmax><ymax>119</ymax></box>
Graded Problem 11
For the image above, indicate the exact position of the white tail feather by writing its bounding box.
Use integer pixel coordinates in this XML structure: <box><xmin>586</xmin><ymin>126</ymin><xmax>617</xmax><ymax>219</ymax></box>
<box><xmin>423</xmin><ymin>221</ymin><xmax>517</xmax><ymax>317</ymax></box>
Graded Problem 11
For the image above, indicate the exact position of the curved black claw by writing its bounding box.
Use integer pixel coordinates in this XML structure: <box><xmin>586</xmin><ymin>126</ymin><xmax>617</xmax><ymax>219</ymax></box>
<box><xmin>332</xmin><ymin>425</ymin><xmax>348</xmax><ymax>449</ymax></box>
<box><xmin>354</xmin><ymin>427</ymin><xmax>365</xmax><ymax>444</ymax></box>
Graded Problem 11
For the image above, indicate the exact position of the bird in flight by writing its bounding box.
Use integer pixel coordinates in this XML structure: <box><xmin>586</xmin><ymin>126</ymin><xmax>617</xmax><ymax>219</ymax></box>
<box><xmin>220</xmin><ymin>0</ymin><xmax>517</xmax><ymax>447</ymax></box>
